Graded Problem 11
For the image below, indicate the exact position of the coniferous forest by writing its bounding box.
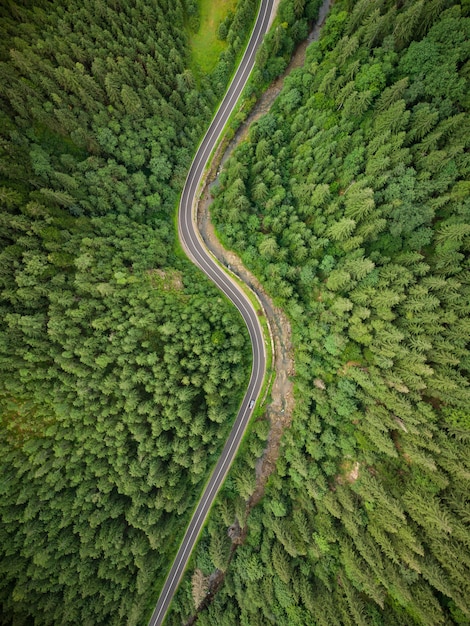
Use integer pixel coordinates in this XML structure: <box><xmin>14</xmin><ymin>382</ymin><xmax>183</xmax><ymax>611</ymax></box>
<box><xmin>167</xmin><ymin>1</ymin><xmax>470</xmax><ymax>625</ymax></box>
<box><xmin>0</xmin><ymin>0</ymin><xmax>262</xmax><ymax>623</ymax></box>
<box><xmin>1</xmin><ymin>0</ymin><xmax>469</xmax><ymax>625</ymax></box>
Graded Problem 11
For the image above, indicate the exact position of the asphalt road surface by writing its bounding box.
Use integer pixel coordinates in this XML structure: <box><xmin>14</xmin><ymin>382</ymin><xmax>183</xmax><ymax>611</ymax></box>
<box><xmin>148</xmin><ymin>1</ymin><xmax>274</xmax><ymax>624</ymax></box>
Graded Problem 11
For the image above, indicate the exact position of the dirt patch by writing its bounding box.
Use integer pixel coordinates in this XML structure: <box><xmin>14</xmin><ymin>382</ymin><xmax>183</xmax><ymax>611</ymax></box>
<box><xmin>349</xmin><ymin>462</ymin><xmax>360</xmax><ymax>482</ymax></box>
<box><xmin>147</xmin><ymin>268</ymin><xmax>184</xmax><ymax>291</ymax></box>
<box><xmin>333</xmin><ymin>459</ymin><xmax>361</xmax><ymax>487</ymax></box>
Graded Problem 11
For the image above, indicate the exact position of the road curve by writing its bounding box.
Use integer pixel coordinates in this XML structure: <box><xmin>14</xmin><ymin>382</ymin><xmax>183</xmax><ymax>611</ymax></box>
<box><xmin>148</xmin><ymin>2</ymin><xmax>274</xmax><ymax>625</ymax></box>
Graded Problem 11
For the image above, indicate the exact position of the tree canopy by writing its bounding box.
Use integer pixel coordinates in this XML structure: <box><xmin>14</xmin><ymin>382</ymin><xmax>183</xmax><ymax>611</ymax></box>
<box><xmin>169</xmin><ymin>1</ymin><xmax>470</xmax><ymax>624</ymax></box>
<box><xmin>0</xmin><ymin>0</ymin><xmax>257</xmax><ymax>623</ymax></box>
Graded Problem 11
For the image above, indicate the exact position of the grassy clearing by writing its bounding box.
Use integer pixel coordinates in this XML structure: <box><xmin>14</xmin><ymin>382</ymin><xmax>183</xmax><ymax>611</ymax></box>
<box><xmin>190</xmin><ymin>0</ymin><xmax>237</xmax><ymax>74</ymax></box>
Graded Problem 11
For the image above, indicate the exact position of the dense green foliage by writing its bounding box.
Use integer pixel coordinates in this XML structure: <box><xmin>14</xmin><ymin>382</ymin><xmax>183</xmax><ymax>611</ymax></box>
<box><xmin>200</xmin><ymin>0</ymin><xmax>260</xmax><ymax>91</ymax></box>
<box><xmin>169</xmin><ymin>1</ymin><xmax>470</xmax><ymax>624</ymax></box>
<box><xmin>0</xmin><ymin>1</ymin><xmax>255</xmax><ymax>624</ymax></box>
<box><xmin>251</xmin><ymin>0</ymin><xmax>325</xmax><ymax>90</ymax></box>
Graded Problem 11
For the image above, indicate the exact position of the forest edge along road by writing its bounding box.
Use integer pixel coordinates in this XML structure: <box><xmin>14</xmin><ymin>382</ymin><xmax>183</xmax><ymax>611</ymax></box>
<box><xmin>148</xmin><ymin>1</ymin><xmax>275</xmax><ymax>624</ymax></box>
<box><xmin>149</xmin><ymin>2</ymin><xmax>273</xmax><ymax>623</ymax></box>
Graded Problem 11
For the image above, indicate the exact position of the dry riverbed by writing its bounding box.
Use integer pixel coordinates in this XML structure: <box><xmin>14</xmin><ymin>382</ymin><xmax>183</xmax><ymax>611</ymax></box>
<box><xmin>184</xmin><ymin>2</ymin><xmax>332</xmax><ymax>620</ymax></box>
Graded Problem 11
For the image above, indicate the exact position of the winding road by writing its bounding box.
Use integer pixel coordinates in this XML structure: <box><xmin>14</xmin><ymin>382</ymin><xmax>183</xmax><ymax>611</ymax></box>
<box><xmin>148</xmin><ymin>1</ymin><xmax>274</xmax><ymax>624</ymax></box>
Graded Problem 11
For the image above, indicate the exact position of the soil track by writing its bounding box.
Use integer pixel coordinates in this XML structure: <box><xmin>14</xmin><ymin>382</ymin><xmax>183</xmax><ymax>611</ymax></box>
<box><xmin>197</xmin><ymin>0</ymin><xmax>332</xmax><ymax>500</ymax></box>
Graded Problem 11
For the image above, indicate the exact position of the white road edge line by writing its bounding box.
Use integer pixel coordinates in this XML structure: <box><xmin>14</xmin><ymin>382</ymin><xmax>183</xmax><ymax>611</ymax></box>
<box><xmin>148</xmin><ymin>1</ymin><xmax>274</xmax><ymax>624</ymax></box>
